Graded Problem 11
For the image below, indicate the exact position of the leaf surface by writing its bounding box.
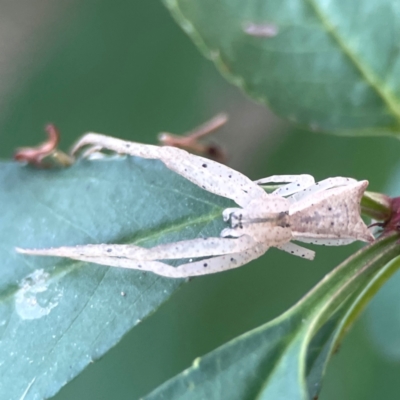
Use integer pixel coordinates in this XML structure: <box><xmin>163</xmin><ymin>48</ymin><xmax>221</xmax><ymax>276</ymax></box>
<box><xmin>163</xmin><ymin>0</ymin><xmax>400</xmax><ymax>136</ymax></box>
<box><xmin>0</xmin><ymin>157</ymin><xmax>231</xmax><ymax>399</ymax></box>
<box><xmin>144</xmin><ymin>235</ymin><xmax>400</xmax><ymax>400</ymax></box>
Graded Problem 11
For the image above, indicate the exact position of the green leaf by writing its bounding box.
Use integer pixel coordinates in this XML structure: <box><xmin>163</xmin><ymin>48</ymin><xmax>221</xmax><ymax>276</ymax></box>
<box><xmin>144</xmin><ymin>235</ymin><xmax>400</xmax><ymax>400</ymax></box>
<box><xmin>0</xmin><ymin>157</ymin><xmax>232</xmax><ymax>399</ymax></box>
<box><xmin>163</xmin><ymin>0</ymin><xmax>400</xmax><ymax>136</ymax></box>
<box><xmin>364</xmin><ymin>269</ymin><xmax>400</xmax><ymax>360</ymax></box>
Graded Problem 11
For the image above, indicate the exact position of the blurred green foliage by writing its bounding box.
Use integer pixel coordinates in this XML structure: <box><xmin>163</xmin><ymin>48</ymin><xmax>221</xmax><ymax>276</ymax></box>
<box><xmin>164</xmin><ymin>0</ymin><xmax>400</xmax><ymax>135</ymax></box>
<box><xmin>1</xmin><ymin>1</ymin><xmax>400</xmax><ymax>399</ymax></box>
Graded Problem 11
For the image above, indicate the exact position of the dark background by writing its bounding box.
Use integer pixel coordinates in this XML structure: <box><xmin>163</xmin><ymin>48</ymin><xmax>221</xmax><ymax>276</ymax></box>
<box><xmin>2</xmin><ymin>1</ymin><xmax>400</xmax><ymax>399</ymax></box>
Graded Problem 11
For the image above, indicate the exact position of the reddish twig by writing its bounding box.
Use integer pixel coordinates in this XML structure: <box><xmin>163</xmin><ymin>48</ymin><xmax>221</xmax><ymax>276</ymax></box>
<box><xmin>158</xmin><ymin>113</ymin><xmax>228</xmax><ymax>163</ymax></box>
<box><xmin>14</xmin><ymin>124</ymin><xmax>60</xmax><ymax>167</ymax></box>
<box><xmin>14</xmin><ymin>124</ymin><xmax>73</xmax><ymax>168</ymax></box>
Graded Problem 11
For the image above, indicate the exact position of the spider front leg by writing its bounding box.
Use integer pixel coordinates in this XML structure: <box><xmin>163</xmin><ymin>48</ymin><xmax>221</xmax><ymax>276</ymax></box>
<box><xmin>26</xmin><ymin>243</ymin><xmax>268</xmax><ymax>278</ymax></box>
<box><xmin>17</xmin><ymin>236</ymin><xmax>267</xmax><ymax>278</ymax></box>
<box><xmin>72</xmin><ymin>133</ymin><xmax>266</xmax><ymax>208</ymax></box>
<box><xmin>17</xmin><ymin>235</ymin><xmax>257</xmax><ymax>261</ymax></box>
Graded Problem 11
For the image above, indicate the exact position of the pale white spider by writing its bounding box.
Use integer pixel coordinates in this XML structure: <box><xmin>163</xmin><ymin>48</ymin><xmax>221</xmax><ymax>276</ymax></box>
<box><xmin>17</xmin><ymin>134</ymin><xmax>374</xmax><ymax>278</ymax></box>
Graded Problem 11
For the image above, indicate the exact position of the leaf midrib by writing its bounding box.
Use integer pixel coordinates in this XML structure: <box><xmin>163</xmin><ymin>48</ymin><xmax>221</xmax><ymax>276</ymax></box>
<box><xmin>254</xmin><ymin>326</ymin><xmax>309</xmax><ymax>400</ymax></box>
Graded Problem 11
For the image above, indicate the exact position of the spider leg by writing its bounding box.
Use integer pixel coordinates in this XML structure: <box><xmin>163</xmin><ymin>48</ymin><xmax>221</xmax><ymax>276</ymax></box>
<box><xmin>288</xmin><ymin>177</ymin><xmax>357</xmax><ymax>203</ymax></box>
<box><xmin>16</xmin><ymin>241</ymin><xmax>268</xmax><ymax>278</ymax></box>
<box><xmin>255</xmin><ymin>174</ymin><xmax>315</xmax><ymax>197</ymax></box>
<box><xmin>80</xmin><ymin>145</ymin><xmax>106</xmax><ymax>159</ymax></box>
<box><xmin>16</xmin><ymin>235</ymin><xmax>256</xmax><ymax>261</ymax></box>
<box><xmin>72</xmin><ymin>133</ymin><xmax>265</xmax><ymax>207</ymax></box>
<box><xmin>277</xmin><ymin>242</ymin><xmax>315</xmax><ymax>260</ymax></box>
<box><xmin>293</xmin><ymin>237</ymin><xmax>356</xmax><ymax>246</ymax></box>
<box><xmin>169</xmin><ymin>243</ymin><xmax>269</xmax><ymax>277</ymax></box>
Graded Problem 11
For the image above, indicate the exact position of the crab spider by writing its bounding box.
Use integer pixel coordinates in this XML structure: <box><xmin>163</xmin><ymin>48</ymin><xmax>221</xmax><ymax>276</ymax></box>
<box><xmin>17</xmin><ymin>133</ymin><xmax>374</xmax><ymax>278</ymax></box>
